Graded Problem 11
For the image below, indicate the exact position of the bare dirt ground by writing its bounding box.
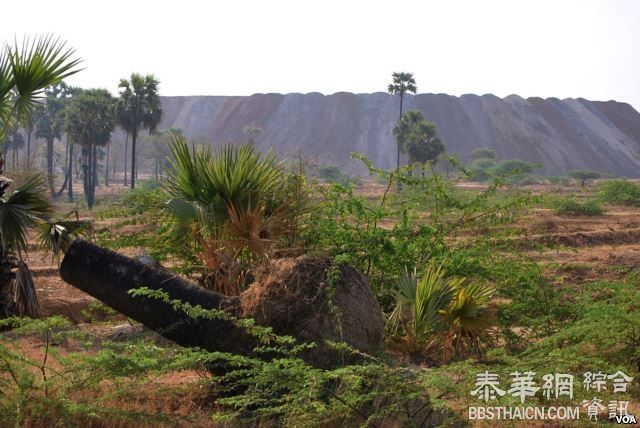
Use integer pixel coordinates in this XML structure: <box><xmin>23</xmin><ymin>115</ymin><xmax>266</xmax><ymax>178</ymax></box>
<box><xmin>515</xmin><ymin>205</ymin><xmax>640</xmax><ymax>285</ymax></box>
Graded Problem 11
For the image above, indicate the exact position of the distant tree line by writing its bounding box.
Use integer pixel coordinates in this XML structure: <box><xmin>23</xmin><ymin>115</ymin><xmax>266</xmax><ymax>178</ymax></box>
<box><xmin>1</xmin><ymin>72</ymin><xmax>163</xmax><ymax>208</ymax></box>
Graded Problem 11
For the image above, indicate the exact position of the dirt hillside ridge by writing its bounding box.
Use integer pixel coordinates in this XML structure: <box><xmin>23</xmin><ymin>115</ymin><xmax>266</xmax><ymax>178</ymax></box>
<box><xmin>154</xmin><ymin>93</ymin><xmax>640</xmax><ymax>177</ymax></box>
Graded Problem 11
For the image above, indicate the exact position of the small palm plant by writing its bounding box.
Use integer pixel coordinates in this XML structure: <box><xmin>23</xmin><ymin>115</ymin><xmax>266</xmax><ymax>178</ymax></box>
<box><xmin>165</xmin><ymin>135</ymin><xmax>288</xmax><ymax>295</ymax></box>
<box><xmin>387</xmin><ymin>260</ymin><xmax>495</xmax><ymax>362</ymax></box>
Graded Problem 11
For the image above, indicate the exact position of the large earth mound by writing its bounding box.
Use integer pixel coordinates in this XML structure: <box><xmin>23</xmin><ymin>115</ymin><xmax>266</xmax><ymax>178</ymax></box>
<box><xmin>149</xmin><ymin>93</ymin><xmax>640</xmax><ymax>177</ymax></box>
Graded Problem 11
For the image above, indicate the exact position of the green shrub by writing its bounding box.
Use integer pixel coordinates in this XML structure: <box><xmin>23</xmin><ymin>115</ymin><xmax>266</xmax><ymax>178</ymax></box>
<box><xmin>547</xmin><ymin>175</ymin><xmax>569</xmax><ymax>185</ymax></box>
<box><xmin>492</xmin><ymin>159</ymin><xmax>535</xmax><ymax>176</ymax></box>
<box><xmin>471</xmin><ymin>157</ymin><xmax>495</xmax><ymax>170</ymax></box>
<box><xmin>317</xmin><ymin>164</ymin><xmax>341</xmax><ymax>180</ymax></box>
<box><xmin>552</xmin><ymin>196</ymin><xmax>605</xmax><ymax>216</ymax></box>
<box><xmin>466</xmin><ymin>165</ymin><xmax>491</xmax><ymax>182</ymax></box>
<box><xmin>598</xmin><ymin>179</ymin><xmax>640</xmax><ymax>206</ymax></box>
<box><xmin>470</xmin><ymin>147</ymin><xmax>496</xmax><ymax>160</ymax></box>
<box><xmin>317</xmin><ymin>164</ymin><xmax>361</xmax><ymax>186</ymax></box>
<box><xmin>567</xmin><ymin>169</ymin><xmax>601</xmax><ymax>186</ymax></box>
<box><xmin>307</xmin><ymin>154</ymin><xmax>536</xmax><ymax>308</ymax></box>
<box><xmin>465</xmin><ymin>159</ymin><xmax>541</xmax><ymax>183</ymax></box>
<box><xmin>138</xmin><ymin>179</ymin><xmax>163</xmax><ymax>191</ymax></box>
<box><xmin>514</xmin><ymin>174</ymin><xmax>543</xmax><ymax>185</ymax></box>
<box><xmin>122</xmin><ymin>187</ymin><xmax>168</xmax><ymax>213</ymax></box>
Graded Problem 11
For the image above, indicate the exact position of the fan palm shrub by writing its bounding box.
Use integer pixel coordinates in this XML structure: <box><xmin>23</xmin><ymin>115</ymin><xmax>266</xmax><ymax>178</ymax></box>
<box><xmin>387</xmin><ymin>261</ymin><xmax>496</xmax><ymax>362</ymax></box>
<box><xmin>165</xmin><ymin>135</ymin><xmax>288</xmax><ymax>295</ymax></box>
<box><xmin>0</xmin><ymin>36</ymin><xmax>81</xmax><ymax>318</ymax></box>
<box><xmin>0</xmin><ymin>162</ymin><xmax>52</xmax><ymax>317</ymax></box>
<box><xmin>441</xmin><ymin>281</ymin><xmax>496</xmax><ymax>363</ymax></box>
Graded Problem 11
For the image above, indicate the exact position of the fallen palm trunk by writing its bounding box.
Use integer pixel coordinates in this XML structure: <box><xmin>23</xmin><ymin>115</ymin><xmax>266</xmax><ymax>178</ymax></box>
<box><xmin>59</xmin><ymin>239</ymin><xmax>259</xmax><ymax>356</ymax></box>
<box><xmin>60</xmin><ymin>239</ymin><xmax>384</xmax><ymax>367</ymax></box>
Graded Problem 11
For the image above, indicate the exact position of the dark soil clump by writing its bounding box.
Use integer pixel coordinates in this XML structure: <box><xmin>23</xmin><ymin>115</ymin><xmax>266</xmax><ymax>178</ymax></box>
<box><xmin>240</xmin><ymin>256</ymin><xmax>384</xmax><ymax>367</ymax></box>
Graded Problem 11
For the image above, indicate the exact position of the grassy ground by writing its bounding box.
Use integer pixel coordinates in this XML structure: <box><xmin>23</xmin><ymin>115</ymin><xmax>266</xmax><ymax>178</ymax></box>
<box><xmin>2</xmin><ymin>178</ymin><xmax>639</xmax><ymax>426</ymax></box>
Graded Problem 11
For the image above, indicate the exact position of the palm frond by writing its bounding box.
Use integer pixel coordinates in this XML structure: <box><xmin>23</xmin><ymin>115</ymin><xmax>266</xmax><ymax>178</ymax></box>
<box><xmin>36</xmin><ymin>222</ymin><xmax>70</xmax><ymax>260</ymax></box>
<box><xmin>387</xmin><ymin>266</ymin><xmax>417</xmax><ymax>333</ymax></box>
<box><xmin>413</xmin><ymin>261</ymin><xmax>457</xmax><ymax>345</ymax></box>
<box><xmin>165</xmin><ymin>197</ymin><xmax>202</xmax><ymax>236</ymax></box>
<box><xmin>0</xmin><ymin>174</ymin><xmax>52</xmax><ymax>254</ymax></box>
<box><xmin>36</xmin><ymin>216</ymin><xmax>92</xmax><ymax>261</ymax></box>
<box><xmin>446</xmin><ymin>282</ymin><xmax>496</xmax><ymax>338</ymax></box>
<box><xmin>0</xmin><ymin>50</ymin><xmax>13</xmax><ymax>137</ymax></box>
<box><xmin>220</xmin><ymin>202</ymin><xmax>290</xmax><ymax>258</ymax></box>
<box><xmin>9</xmin><ymin>35</ymin><xmax>82</xmax><ymax>121</ymax></box>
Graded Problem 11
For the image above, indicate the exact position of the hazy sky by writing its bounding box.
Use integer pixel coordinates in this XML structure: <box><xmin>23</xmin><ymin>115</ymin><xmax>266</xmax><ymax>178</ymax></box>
<box><xmin>3</xmin><ymin>0</ymin><xmax>639</xmax><ymax>110</ymax></box>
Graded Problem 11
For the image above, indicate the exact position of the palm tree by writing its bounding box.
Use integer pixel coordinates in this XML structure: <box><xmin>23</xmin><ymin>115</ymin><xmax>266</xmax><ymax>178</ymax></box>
<box><xmin>388</xmin><ymin>72</ymin><xmax>417</xmax><ymax>177</ymax></box>
<box><xmin>242</xmin><ymin>124</ymin><xmax>262</xmax><ymax>145</ymax></box>
<box><xmin>393</xmin><ymin>110</ymin><xmax>444</xmax><ymax>174</ymax></box>
<box><xmin>50</xmin><ymin>85</ymin><xmax>82</xmax><ymax>199</ymax></box>
<box><xmin>0</xmin><ymin>36</ymin><xmax>81</xmax><ymax>318</ymax></box>
<box><xmin>115</xmin><ymin>73</ymin><xmax>162</xmax><ymax>189</ymax></box>
<box><xmin>2</xmin><ymin>127</ymin><xmax>24</xmax><ymax>172</ymax></box>
<box><xmin>11</xmin><ymin>131</ymin><xmax>25</xmax><ymax>171</ymax></box>
<box><xmin>65</xmin><ymin>89</ymin><xmax>115</xmax><ymax>208</ymax></box>
<box><xmin>114</xmin><ymin>98</ymin><xmax>133</xmax><ymax>186</ymax></box>
<box><xmin>392</xmin><ymin>110</ymin><xmax>422</xmax><ymax>161</ymax></box>
<box><xmin>36</xmin><ymin>82</ymin><xmax>70</xmax><ymax>195</ymax></box>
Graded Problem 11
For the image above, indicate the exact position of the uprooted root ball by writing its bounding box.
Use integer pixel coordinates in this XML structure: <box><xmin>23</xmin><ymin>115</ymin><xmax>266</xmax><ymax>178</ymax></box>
<box><xmin>240</xmin><ymin>256</ymin><xmax>384</xmax><ymax>367</ymax></box>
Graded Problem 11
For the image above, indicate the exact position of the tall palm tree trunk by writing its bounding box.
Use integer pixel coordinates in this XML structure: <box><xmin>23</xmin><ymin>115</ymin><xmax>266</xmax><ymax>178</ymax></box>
<box><xmin>67</xmin><ymin>142</ymin><xmax>74</xmax><ymax>200</ymax></box>
<box><xmin>105</xmin><ymin>143</ymin><xmax>109</xmax><ymax>186</ymax></box>
<box><xmin>60</xmin><ymin>239</ymin><xmax>258</xmax><ymax>355</ymax></box>
<box><xmin>82</xmin><ymin>147</ymin><xmax>89</xmax><ymax>205</ymax></box>
<box><xmin>47</xmin><ymin>137</ymin><xmax>55</xmax><ymax>196</ymax></box>
<box><xmin>397</xmin><ymin>94</ymin><xmax>404</xmax><ymax>192</ymax></box>
<box><xmin>56</xmin><ymin>140</ymin><xmax>71</xmax><ymax>197</ymax></box>
<box><xmin>92</xmin><ymin>143</ymin><xmax>98</xmax><ymax>203</ymax></box>
<box><xmin>123</xmin><ymin>133</ymin><xmax>129</xmax><ymax>186</ymax></box>
<box><xmin>63</xmin><ymin>135</ymin><xmax>69</xmax><ymax>171</ymax></box>
<box><xmin>130</xmin><ymin>128</ymin><xmax>137</xmax><ymax>189</ymax></box>
<box><xmin>26</xmin><ymin>128</ymin><xmax>31</xmax><ymax>170</ymax></box>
